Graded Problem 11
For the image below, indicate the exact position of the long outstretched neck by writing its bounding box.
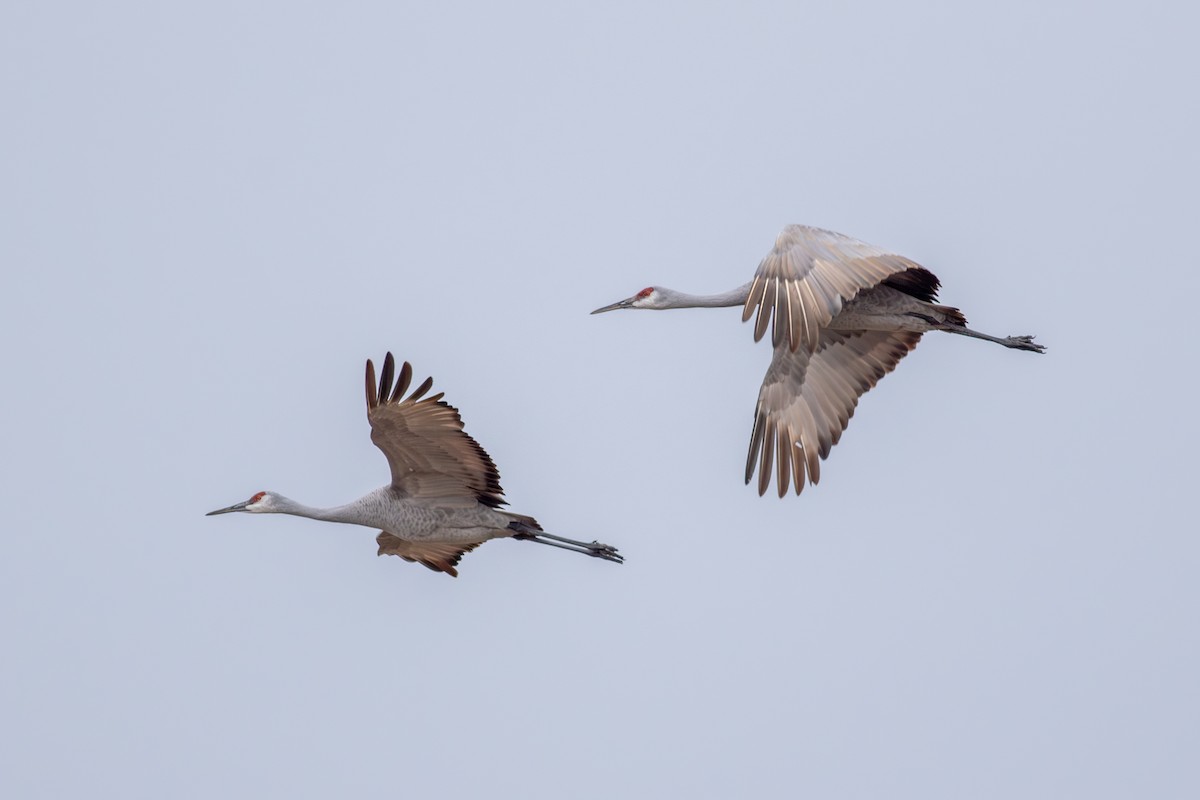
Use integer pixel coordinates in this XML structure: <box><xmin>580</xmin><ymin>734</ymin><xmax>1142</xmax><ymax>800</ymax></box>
<box><xmin>270</xmin><ymin>494</ymin><xmax>376</xmax><ymax>526</ymax></box>
<box><xmin>659</xmin><ymin>283</ymin><xmax>752</xmax><ymax>309</ymax></box>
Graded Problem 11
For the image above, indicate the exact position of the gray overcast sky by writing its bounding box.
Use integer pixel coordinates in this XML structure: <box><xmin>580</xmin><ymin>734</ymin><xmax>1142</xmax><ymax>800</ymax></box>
<box><xmin>3</xmin><ymin>1</ymin><xmax>1197</xmax><ymax>797</ymax></box>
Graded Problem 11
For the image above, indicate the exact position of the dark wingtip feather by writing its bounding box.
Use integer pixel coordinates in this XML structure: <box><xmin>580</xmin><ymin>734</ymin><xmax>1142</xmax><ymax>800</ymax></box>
<box><xmin>753</xmin><ymin>303</ymin><xmax>771</xmax><ymax>343</ymax></box>
<box><xmin>791</xmin><ymin>442</ymin><xmax>805</xmax><ymax>495</ymax></box>
<box><xmin>379</xmin><ymin>353</ymin><xmax>395</xmax><ymax>406</ymax></box>
<box><xmin>365</xmin><ymin>359</ymin><xmax>378</xmax><ymax>411</ymax></box>
<box><xmin>392</xmin><ymin>361</ymin><xmax>413</xmax><ymax>403</ymax></box>
<box><xmin>408</xmin><ymin>375</ymin><xmax>435</xmax><ymax>402</ymax></box>
<box><xmin>745</xmin><ymin>412</ymin><xmax>765</xmax><ymax>484</ymax></box>
<box><xmin>758</xmin><ymin>423</ymin><xmax>775</xmax><ymax>497</ymax></box>
<box><xmin>742</xmin><ymin>274</ymin><xmax>764</xmax><ymax>324</ymax></box>
<box><xmin>776</xmin><ymin>426</ymin><xmax>790</xmax><ymax>498</ymax></box>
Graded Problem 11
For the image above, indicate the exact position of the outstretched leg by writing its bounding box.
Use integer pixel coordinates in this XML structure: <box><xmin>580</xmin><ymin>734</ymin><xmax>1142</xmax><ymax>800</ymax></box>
<box><xmin>509</xmin><ymin>522</ymin><xmax>624</xmax><ymax>564</ymax></box>
<box><xmin>934</xmin><ymin>323</ymin><xmax>1046</xmax><ymax>353</ymax></box>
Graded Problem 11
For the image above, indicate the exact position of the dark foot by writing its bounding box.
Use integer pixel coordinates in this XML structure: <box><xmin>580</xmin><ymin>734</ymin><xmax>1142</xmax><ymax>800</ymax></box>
<box><xmin>587</xmin><ymin>541</ymin><xmax>624</xmax><ymax>564</ymax></box>
<box><xmin>1003</xmin><ymin>335</ymin><xmax>1046</xmax><ymax>353</ymax></box>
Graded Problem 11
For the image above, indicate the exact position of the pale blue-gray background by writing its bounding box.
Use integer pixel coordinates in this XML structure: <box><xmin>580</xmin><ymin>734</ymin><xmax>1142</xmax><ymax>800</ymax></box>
<box><xmin>3</xmin><ymin>1</ymin><xmax>1196</xmax><ymax>797</ymax></box>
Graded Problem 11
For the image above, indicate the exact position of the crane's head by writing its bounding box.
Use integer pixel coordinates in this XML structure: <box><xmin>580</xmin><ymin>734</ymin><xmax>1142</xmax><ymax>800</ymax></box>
<box><xmin>591</xmin><ymin>286</ymin><xmax>664</xmax><ymax>313</ymax></box>
<box><xmin>206</xmin><ymin>490</ymin><xmax>277</xmax><ymax>516</ymax></box>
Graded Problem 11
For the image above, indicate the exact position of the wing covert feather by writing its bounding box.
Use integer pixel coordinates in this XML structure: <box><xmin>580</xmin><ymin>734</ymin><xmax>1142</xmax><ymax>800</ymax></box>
<box><xmin>376</xmin><ymin>532</ymin><xmax>481</xmax><ymax>578</ymax></box>
<box><xmin>365</xmin><ymin>353</ymin><xmax>506</xmax><ymax>508</ymax></box>
<box><xmin>742</xmin><ymin>225</ymin><xmax>928</xmax><ymax>352</ymax></box>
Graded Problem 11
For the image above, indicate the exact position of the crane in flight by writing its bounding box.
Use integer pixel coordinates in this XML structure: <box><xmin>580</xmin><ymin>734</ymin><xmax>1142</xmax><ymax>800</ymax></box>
<box><xmin>592</xmin><ymin>225</ymin><xmax>1045</xmax><ymax>498</ymax></box>
<box><xmin>207</xmin><ymin>353</ymin><xmax>623</xmax><ymax>576</ymax></box>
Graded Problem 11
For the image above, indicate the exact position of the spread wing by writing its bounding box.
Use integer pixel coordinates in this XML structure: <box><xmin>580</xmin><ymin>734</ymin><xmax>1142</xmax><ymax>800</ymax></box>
<box><xmin>365</xmin><ymin>353</ymin><xmax>506</xmax><ymax>508</ymax></box>
<box><xmin>376</xmin><ymin>532</ymin><xmax>481</xmax><ymax>578</ymax></box>
<box><xmin>742</xmin><ymin>225</ymin><xmax>931</xmax><ymax>353</ymax></box>
<box><xmin>745</xmin><ymin>330</ymin><xmax>924</xmax><ymax>497</ymax></box>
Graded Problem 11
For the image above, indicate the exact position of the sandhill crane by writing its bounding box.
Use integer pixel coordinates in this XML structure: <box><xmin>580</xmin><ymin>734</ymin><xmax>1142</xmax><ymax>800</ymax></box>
<box><xmin>592</xmin><ymin>225</ymin><xmax>1045</xmax><ymax>498</ymax></box>
<box><xmin>207</xmin><ymin>353</ymin><xmax>623</xmax><ymax>576</ymax></box>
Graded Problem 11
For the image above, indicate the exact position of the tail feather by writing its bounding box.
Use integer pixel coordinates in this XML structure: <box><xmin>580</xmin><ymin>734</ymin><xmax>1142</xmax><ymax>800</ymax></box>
<box><xmin>933</xmin><ymin>302</ymin><xmax>968</xmax><ymax>327</ymax></box>
<box><xmin>505</xmin><ymin>513</ymin><xmax>543</xmax><ymax>537</ymax></box>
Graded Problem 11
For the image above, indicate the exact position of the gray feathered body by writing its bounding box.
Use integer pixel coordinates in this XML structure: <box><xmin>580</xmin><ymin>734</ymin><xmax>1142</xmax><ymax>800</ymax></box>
<box><xmin>314</xmin><ymin>486</ymin><xmax>521</xmax><ymax>544</ymax></box>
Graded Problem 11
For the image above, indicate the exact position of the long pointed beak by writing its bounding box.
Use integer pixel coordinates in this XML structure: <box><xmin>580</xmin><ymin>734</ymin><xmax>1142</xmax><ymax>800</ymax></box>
<box><xmin>591</xmin><ymin>297</ymin><xmax>635</xmax><ymax>314</ymax></box>
<box><xmin>206</xmin><ymin>500</ymin><xmax>250</xmax><ymax>516</ymax></box>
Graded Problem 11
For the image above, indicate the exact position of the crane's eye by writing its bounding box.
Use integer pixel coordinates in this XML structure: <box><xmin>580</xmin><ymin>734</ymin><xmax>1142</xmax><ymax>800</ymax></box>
<box><xmin>636</xmin><ymin>287</ymin><xmax>654</xmax><ymax>299</ymax></box>
<box><xmin>250</xmin><ymin>491</ymin><xmax>266</xmax><ymax>504</ymax></box>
